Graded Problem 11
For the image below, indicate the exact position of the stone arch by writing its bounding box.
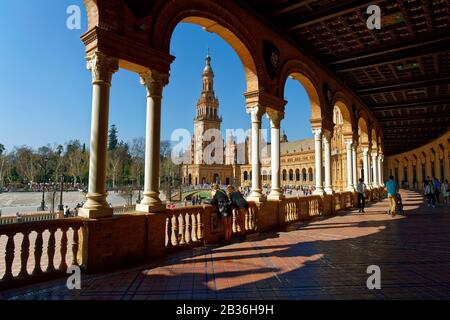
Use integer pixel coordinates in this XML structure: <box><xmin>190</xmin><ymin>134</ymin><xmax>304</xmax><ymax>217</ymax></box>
<box><xmin>151</xmin><ymin>0</ymin><xmax>264</xmax><ymax>92</ymax></box>
<box><xmin>331</xmin><ymin>93</ymin><xmax>354</xmax><ymax>136</ymax></box>
<box><xmin>371</xmin><ymin>127</ymin><xmax>378</xmax><ymax>151</ymax></box>
<box><xmin>357</xmin><ymin>113</ymin><xmax>370</xmax><ymax>146</ymax></box>
<box><xmin>278</xmin><ymin>59</ymin><xmax>323</xmax><ymax>122</ymax></box>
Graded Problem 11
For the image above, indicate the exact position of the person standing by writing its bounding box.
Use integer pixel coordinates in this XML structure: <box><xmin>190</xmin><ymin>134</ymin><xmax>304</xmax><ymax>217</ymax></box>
<box><xmin>424</xmin><ymin>180</ymin><xmax>436</xmax><ymax>208</ymax></box>
<box><xmin>355</xmin><ymin>178</ymin><xmax>367</xmax><ymax>213</ymax></box>
<box><xmin>385</xmin><ymin>175</ymin><xmax>399</xmax><ymax>216</ymax></box>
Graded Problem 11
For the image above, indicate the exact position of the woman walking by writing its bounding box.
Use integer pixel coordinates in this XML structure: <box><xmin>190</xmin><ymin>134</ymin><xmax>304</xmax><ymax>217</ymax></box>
<box><xmin>226</xmin><ymin>185</ymin><xmax>249</xmax><ymax>235</ymax></box>
<box><xmin>441</xmin><ymin>179</ymin><xmax>449</xmax><ymax>205</ymax></box>
<box><xmin>210</xmin><ymin>184</ymin><xmax>233</xmax><ymax>242</ymax></box>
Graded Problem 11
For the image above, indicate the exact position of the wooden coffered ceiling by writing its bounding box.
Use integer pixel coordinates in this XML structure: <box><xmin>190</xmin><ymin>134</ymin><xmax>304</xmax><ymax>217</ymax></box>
<box><xmin>237</xmin><ymin>0</ymin><xmax>450</xmax><ymax>155</ymax></box>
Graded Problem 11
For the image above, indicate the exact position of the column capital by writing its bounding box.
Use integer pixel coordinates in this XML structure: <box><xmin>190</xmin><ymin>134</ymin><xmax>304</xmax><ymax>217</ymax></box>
<box><xmin>345</xmin><ymin>139</ymin><xmax>353</xmax><ymax>148</ymax></box>
<box><xmin>312</xmin><ymin>128</ymin><xmax>322</xmax><ymax>140</ymax></box>
<box><xmin>140</xmin><ymin>69</ymin><xmax>169</xmax><ymax>98</ymax></box>
<box><xmin>247</xmin><ymin>105</ymin><xmax>265</xmax><ymax>123</ymax></box>
<box><xmin>266</xmin><ymin>109</ymin><xmax>284</xmax><ymax>128</ymax></box>
<box><xmin>86</xmin><ymin>51</ymin><xmax>119</xmax><ymax>84</ymax></box>
<box><xmin>322</xmin><ymin>129</ymin><xmax>332</xmax><ymax>143</ymax></box>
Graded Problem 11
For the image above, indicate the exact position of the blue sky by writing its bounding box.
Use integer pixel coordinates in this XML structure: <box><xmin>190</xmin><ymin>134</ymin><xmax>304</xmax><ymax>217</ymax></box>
<box><xmin>0</xmin><ymin>1</ymin><xmax>312</xmax><ymax>152</ymax></box>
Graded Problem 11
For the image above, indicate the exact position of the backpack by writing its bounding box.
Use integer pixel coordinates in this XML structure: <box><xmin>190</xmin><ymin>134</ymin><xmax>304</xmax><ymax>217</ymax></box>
<box><xmin>216</xmin><ymin>190</ymin><xmax>232</xmax><ymax>217</ymax></box>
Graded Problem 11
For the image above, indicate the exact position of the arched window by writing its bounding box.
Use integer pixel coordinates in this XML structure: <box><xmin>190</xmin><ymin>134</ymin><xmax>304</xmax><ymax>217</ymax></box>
<box><xmin>243</xmin><ymin>171</ymin><xmax>248</xmax><ymax>181</ymax></box>
<box><xmin>302</xmin><ymin>169</ymin><xmax>307</xmax><ymax>181</ymax></box>
<box><xmin>289</xmin><ymin>169</ymin><xmax>294</xmax><ymax>181</ymax></box>
<box><xmin>282</xmin><ymin>170</ymin><xmax>287</xmax><ymax>181</ymax></box>
<box><xmin>308</xmin><ymin>168</ymin><xmax>314</xmax><ymax>181</ymax></box>
<box><xmin>295</xmin><ymin>169</ymin><xmax>300</xmax><ymax>181</ymax></box>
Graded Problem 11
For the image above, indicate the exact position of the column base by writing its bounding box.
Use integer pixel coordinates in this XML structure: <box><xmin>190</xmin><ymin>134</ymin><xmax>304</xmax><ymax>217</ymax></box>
<box><xmin>313</xmin><ymin>188</ymin><xmax>325</xmax><ymax>196</ymax></box>
<box><xmin>325</xmin><ymin>187</ymin><xmax>334</xmax><ymax>195</ymax></box>
<box><xmin>78</xmin><ymin>207</ymin><xmax>113</xmax><ymax>219</ymax></box>
<box><xmin>247</xmin><ymin>191</ymin><xmax>266</xmax><ymax>202</ymax></box>
<box><xmin>136</xmin><ymin>203</ymin><xmax>166</xmax><ymax>213</ymax></box>
<box><xmin>267</xmin><ymin>192</ymin><xmax>285</xmax><ymax>201</ymax></box>
<box><xmin>347</xmin><ymin>186</ymin><xmax>355</xmax><ymax>192</ymax></box>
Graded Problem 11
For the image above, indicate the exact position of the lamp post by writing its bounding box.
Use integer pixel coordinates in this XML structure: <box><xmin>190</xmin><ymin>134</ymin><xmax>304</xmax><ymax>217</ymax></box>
<box><xmin>58</xmin><ymin>175</ymin><xmax>64</xmax><ymax>211</ymax></box>
<box><xmin>39</xmin><ymin>156</ymin><xmax>49</xmax><ymax>211</ymax></box>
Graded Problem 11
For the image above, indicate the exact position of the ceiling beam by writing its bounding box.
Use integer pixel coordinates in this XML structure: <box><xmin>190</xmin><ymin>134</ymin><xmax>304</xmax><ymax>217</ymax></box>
<box><xmin>271</xmin><ymin>1</ymin><xmax>316</xmax><ymax>17</ymax></box>
<box><xmin>332</xmin><ymin>44</ymin><xmax>450</xmax><ymax>73</ymax></box>
<box><xmin>286</xmin><ymin>0</ymin><xmax>384</xmax><ymax>31</ymax></box>
<box><xmin>371</xmin><ymin>98</ymin><xmax>450</xmax><ymax>111</ymax></box>
<box><xmin>378</xmin><ymin>113</ymin><xmax>450</xmax><ymax>122</ymax></box>
<box><xmin>357</xmin><ymin>76</ymin><xmax>450</xmax><ymax>95</ymax></box>
<box><xmin>327</xmin><ymin>33</ymin><xmax>450</xmax><ymax>66</ymax></box>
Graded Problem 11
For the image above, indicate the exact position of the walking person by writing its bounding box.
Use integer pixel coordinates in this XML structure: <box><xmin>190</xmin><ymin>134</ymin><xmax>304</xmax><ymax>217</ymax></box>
<box><xmin>385</xmin><ymin>175</ymin><xmax>399</xmax><ymax>216</ymax></box>
<box><xmin>209</xmin><ymin>184</ymin><xmax>233</xmax><ymax>242</ymax></box>
<box><xmin>424</xmin><ymin>180</ymin><xmax>436</xmax><ymax>208</ymax></box>
<box><xmin>226</xmin><ymin>185</ymin><xmax>249</xmax><ymax>236</ymax></box>
<box><xmin>355</xmin><ymin>178</ymin><xmax>367</xmax><ymax>213</ymax></box>
<box><xmin>432</xmin><ymin>177</ymin><xmax>441</xmax><ymax>205</ymax></box>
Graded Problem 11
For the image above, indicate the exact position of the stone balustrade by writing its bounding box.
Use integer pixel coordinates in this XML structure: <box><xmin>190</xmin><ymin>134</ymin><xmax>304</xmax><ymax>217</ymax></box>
<box><xmin>0</xmin><ymin>188</ymin><xmax>386</xmax><ymax>290</ymax></box>
<box><xmin>0</xmin><ymin>219</ymin><xmax>84</xmax><ymax>290</ymax></box>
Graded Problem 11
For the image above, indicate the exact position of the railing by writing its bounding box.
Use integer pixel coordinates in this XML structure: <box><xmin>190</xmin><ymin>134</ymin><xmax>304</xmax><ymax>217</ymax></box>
<box><xmin>232</xmin><ymin>203</ymin><xmax>257</xmax><ymax>233</ymax></box>
<box><xmin>0</xmin><ymin>218</ymin><xmax>84</xmax><ymax>290</ymax></box>
<box><xmin>165</xmin><ymin>206</ymin><xmax>204</xmax><ymax>249</ymax></box>
<box><xmin>281</xmin><ymin>195</ymin><xmax>323</xmax><ymax>224</ymax></box>
<box><xmin>0</xmin><ymin>212</ymin><xmax>62</xmax><ymax>225</ymax></box>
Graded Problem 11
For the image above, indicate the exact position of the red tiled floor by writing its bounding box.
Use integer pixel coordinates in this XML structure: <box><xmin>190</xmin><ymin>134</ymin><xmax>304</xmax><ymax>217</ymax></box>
<box><xmin>1</xmin><ymin>189</ymin><xmax>450</xmax><ymax>300</ymax></box>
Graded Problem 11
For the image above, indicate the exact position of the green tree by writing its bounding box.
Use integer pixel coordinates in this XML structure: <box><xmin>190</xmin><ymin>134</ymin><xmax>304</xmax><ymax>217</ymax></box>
<box><xmin>108</xmin><ymin>124</ymin><xmax>119</xmax><ymax>151</ymax></box>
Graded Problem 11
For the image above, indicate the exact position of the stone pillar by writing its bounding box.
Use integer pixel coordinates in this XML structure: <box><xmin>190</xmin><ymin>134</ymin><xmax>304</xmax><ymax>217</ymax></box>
<box><xmin>323</xmin><ymin>131</ymin><xmax>333</xmax><ymax>194</ymax></box>
<box><xmin>136</xmin><ymin>70</ymin><xmax>169</xmax><ymax>212</ymax></box>
<box><xmin>352</xmin><ymin>144</ymin><xmax>358</xmax><ymax>188</ymax></box>
<box><xmin>407</xmin><ymin>157</ymin><xmax>414</xmax><ymax>189</ymax></box>
<box><xmin>435</xmin><ymin>153</ymin><xmax>442</xmax><ymax>180</ymax></box>
<box><xmin>247</xmin><ymin>106</ymin><xmax>265</xmax><ymax>202</ymax></box>
<box><xmin>372</xmin><ymin>153</ymin><xmax>379</xmax><ymax>187</ymax></box>
<box><xmin>362</xmin><ymin>147</ymin><xmax>370</xmax><ymax>187</ymax></box>
<box><xmin>417</xmin><ymin>159</ymin><xmax>423</xmax><ymax>190</ymax></box>
<box><xmin>425</xmin><ymin>152</ymin><xmax>432</xmax><ymax>179</ymax></box>
<box><xmin>378</xmin><ymin>154</ymin><xmax>384</xmax><ymax>186</ymax></box>
<box><xmin>313</xmin><ymin>128</ymin><xmax>324</xmax><ymax>195</ymax></box>
<box><xmin>345</xmin><ymin>139</ymin><xmax>354</xmax><ymax>191</ymax></box>
<box><xmin>79</xmin><ymin>52</ymin><xmax>118</xmax><ymax>219</ymax></box>
<box><xmin>267</xmin><ymin>110</ymin><xmax>284</xmax><ymax>200</ymax></box>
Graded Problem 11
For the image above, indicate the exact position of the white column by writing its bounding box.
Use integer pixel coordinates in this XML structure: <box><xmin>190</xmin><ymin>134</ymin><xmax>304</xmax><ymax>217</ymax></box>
<box><xmin>267</xmin><ymin>110</ymin><xmax>284</xmax><ymax>200</ymax></box>
<box><xmin>345</xmin><ymin>139</ymin><xmax>354</xmax><ymax>191</ymax></box>
<box><xmin>79</xmin><ymin>52</ymin><xmax>118</xmax><ymax>219</ymax></box>
<box><xmin>372</xmin><ymin>153</ymin><xmax>379</xmax><ymax>187</ymax></box>
<box><xmin>136</xmin><ymin>70</ymin><xmax>168</xmax><ymax>213</ymax></box>
<box><xmin>363</xmin><ymin>147</ymin><xmax>370</xmax><ymax>187</ymax></box>
<box><xmin>247</xmin><ymin>106</ymin><xmax>265</xmax><ymax>202</ymax></box>
<box><xmin>313</xmin><ymin>128</ymin><xmax>324</xmax><ymax>195</ymax></box>
<box><xmin>378</xmin><ymin>154</ymin><xmax>384</xmax><ymax>186</ymax></box>
<box><xmin>352</xmin><ymin>144</ymin><xmax>358</xmax><ymax>188</ymax></box>
<box><xmin>323</xmin><ymin>131</ymin><xmax>333</xmax><ymax>195</ymax></box>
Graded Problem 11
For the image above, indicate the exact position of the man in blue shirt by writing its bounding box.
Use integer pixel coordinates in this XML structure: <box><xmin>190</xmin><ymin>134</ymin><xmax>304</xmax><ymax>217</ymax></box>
<box><xmin>432</xmin><ymin>177</ymin><xmax>441</xmax><ymax>204</ymax></box>
<box><xmin>385</xmin><ymin>176</ymin><xmax>399</xmax><ymax>216</ymax></box>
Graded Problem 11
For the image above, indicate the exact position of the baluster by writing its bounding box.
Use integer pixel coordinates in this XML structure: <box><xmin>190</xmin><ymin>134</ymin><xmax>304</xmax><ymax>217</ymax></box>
<box><xmin>232</xmin><ymin>209</ymin><xmax>237</xmax><ymax>233</ymax></box>
<box><xmin>59</xmin><ymin>227</ymin><xmax>68</xmax><ymax>271</ymax></box>
<box><xmin>165</xmin><ymin>216</ymin><xmax>172</xmax><ymax>248</ymax></box>
<box><xmin>18</xmin><ymin>231</ymin><xmax>30</xmax><ymax>278</ymax></box>
<box><xmin>249</xmin><ymin>208</ymin><xmax>254</xmax><ymax>230</ymax></box>
<box><xmin>47</xmin><ymin>228</ymin><xmax>56</xmax><ymax>273</ymax></box>
<box><xmin>171</xmin><ymin>214</ymin><xmax>179</xmax><ymax>246</ymax></box>
<box><xmin>33</xmin><ymin>231</ymin><xmax>44</xmax><ymax>276</ymax></box>
<box><xmin>197</xmin><ymin>212</ymin><xmax>203</xmax><ymax>240</ymax></box>
<box><xmin>3</xmin><ymin>233</ymin><xmax>15</xmax><ymax>280</ymax></box>
<box><xmin>178</xmin><ymin>214</ymin><xmax>186</xmax><ymax>245</ymax></box>
<box><xmin>191</xmin><ymin>212</ymin><xmax>198</xmax><ymax>242</ymax></box>
<box><xmin>71</xmin><ymin>227</ymin><xmax>79</xmax><ymax>267</ymax></box>
<box><xmin>184</xmin><ymin>213</ymin><xmax>191</xmax><ymax>244</ymax></box>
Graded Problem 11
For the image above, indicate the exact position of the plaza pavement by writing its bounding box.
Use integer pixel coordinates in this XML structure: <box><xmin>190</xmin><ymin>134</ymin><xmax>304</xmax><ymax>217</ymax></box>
<box><xmin>1</xmin><ymin>189</ymin><xmax>449</xmax><ymax>300</ymax></box>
